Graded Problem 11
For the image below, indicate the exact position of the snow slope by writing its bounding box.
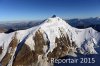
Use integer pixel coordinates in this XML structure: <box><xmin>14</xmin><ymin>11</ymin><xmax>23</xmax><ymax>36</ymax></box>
<box><xmin>0</xmin><ymin>32</ymin><xmax>15</xmax><ymax>61</ymax></box>
<box><xmin>39</xmin><ymin>17</ymin><xmax>100</xmax><ymax>54</ymax></box>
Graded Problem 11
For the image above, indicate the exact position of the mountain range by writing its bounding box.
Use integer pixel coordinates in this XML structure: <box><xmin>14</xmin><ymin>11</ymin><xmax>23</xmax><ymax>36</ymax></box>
<box><xmin>0</xmin><ymin>16</ymin><xmax>100</xmax><ymax>66</ymax></box>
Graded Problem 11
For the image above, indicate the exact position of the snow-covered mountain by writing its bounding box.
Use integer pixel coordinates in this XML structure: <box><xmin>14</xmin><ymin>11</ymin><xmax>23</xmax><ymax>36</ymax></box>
<box><xmin>0</xmin><ymin>16</ymin><xmax>100</xmax><ymax>66</ymax></box>
<box><xmin>67</xmin><ymin>17</ymin><xmax>100</xmax><ymax>32</ymax></box>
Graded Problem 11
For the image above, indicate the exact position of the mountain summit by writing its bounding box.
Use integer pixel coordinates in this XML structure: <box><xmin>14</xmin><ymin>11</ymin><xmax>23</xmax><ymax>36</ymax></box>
<box><xmin>52</xmin><ymin>15</ymin><xmax>56</xmax><ymax>17</ymax></box>
<box><xmin>44</xmin><ymin>16</ymin><xmax>66</xmax><ymax>24</ymax></box>
<box><xmin>0</xmin><ymin>16</ymin><xmax>100</xmax><ymax>66</ymax></box>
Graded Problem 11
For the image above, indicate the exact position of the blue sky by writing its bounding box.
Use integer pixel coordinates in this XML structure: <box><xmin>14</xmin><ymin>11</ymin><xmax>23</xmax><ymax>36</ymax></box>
<box><xmin>0</xmin><ymin>0</ymin><xmax>100</xmax><ymax>21</ymax></box>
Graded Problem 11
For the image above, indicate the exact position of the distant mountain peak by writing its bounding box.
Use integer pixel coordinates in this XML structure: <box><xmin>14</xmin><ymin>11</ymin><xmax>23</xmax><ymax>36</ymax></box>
<box><xmin>51</xmin><ymin>15</ymin><xmax>57</xmax><ymax>18</ymax></box>
<box><xmin>96</xmin><ymin>16</ymin><xmax>100</xmax><ymax>18</ymax></box>
<box><xmin>95</xmin><ymin>17</ymin><xmax>100</xmax><ymax>20</ymax></box>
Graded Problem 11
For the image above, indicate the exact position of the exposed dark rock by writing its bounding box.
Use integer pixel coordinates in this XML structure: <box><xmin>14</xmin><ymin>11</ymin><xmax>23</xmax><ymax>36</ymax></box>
<box><xmin>5</xmin><ymin>29</ymin><xmax>15</xmax><ymax>33</ymax></box>
<box><xmin>1</xmin><ymin>35</ymin><xmax>18</xmax><ymax>66</ymax></box>
<box><xmin>52</xmin><ymin>15</ymin><xmax>57</xmax><ymax>18</ymax></box>
<box><xmin>47</xmin><ymin>29</ymin><xmax>77</xmax><ymax>62</ymax></box>
<box><xmin>13</xmin><ymin>44</ymin><xmax>37</xmax><ymax>66</ymax></box>
<box><xmin>0</xmin><ymin>46</ymin><xmax>2</xmax><ymax>54</ymax></box>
